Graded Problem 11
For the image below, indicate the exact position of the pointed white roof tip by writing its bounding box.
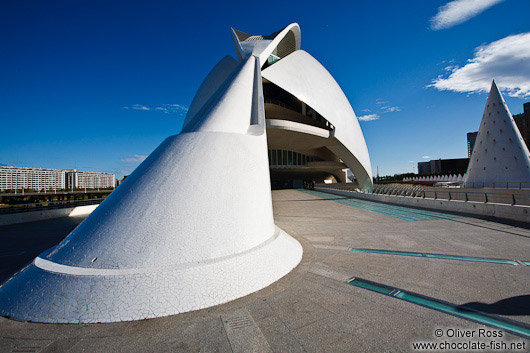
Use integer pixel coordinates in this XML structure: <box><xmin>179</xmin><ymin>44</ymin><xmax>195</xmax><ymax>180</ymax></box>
<box><xmin>231</xmin><ymin>23</ymin><xmax>300</xmax><ymax>42</ymax></box>
<box><xmin>231</xmin><ymin>23</ymin><xmax>301</xmax><ymax>65</ymax></box>
<box><xmin>487</xmin><ymin>79</ymin><xmax>508</xmax><ymax>106</ymax></box>
<box><xmin>491</xmin><ymin>79</ymin><xmax>499</xmax><ymax>92</ymax></box>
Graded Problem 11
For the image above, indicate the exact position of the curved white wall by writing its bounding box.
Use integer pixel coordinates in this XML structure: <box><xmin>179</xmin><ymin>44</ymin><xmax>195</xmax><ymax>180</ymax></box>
<box><xmin>0</xmin><ymin>55</ymin><xmax>302</xmax><ymax>324</ymax></box>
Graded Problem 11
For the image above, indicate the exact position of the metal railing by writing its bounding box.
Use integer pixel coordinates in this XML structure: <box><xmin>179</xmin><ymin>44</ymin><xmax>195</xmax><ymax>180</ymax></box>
<box><xmin>421</xmin><ymin>190</ymin><xmax>530</xmax><ymax>206</ymax></box>
<box><xmin>316</xmin><ymin>184</ymin><xmax>530</xmax><ymax>207</ymax></box>
<box><xmin>463</xmin><ymin>181</ymin><xmax>530</xmax><ymax>189</ymax></box>
<box><xmin>0</xmin><ymin>189</ymin><xmax>114</xmax><ymax>198</ymax></box>
<box><xmin>0</xmin><ymin>198</ymin><xmax>105</xmax><ymax>214</ymax></box>
<box><xmin>264</xmin><ymin>99</ymin><xmax>297</xmax><ymax>111</ymax></box>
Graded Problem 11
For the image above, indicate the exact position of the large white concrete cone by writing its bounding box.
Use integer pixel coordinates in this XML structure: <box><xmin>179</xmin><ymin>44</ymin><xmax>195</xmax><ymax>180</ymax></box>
<box><xmin>464</xmin><ymin>81</ymin><xmax>530</xmax><ymax>188</ymax></box>
<box><xmin>0</xmin><ymin>56</ymin><xmax>303</xmax><ymax>323</ymax></box>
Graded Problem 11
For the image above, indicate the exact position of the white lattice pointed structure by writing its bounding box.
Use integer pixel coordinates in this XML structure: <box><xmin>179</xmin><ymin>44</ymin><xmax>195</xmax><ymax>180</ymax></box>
<box><xmin>464</xmin><ymin>81</ymin><xmax>530</xmax><ymax>188</ymax></box>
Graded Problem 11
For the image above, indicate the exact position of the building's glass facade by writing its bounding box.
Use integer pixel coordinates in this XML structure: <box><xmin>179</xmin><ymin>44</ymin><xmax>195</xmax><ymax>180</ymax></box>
<box><xmin>268</xmin><ymin>149</ymin><xmax>317</xmax><ymax>167</ymax></box>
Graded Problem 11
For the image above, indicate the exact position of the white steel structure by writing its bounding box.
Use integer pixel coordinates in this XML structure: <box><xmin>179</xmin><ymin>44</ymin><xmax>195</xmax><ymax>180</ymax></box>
<box><xmin>0</xmin><ymin>23</ymin><xmax>371</xmax><ymax>323</ymax></box>
<box><xmin>464</xmin><ymin>81</ymin><xmax>530</xmax><ymax>188</ymax></box>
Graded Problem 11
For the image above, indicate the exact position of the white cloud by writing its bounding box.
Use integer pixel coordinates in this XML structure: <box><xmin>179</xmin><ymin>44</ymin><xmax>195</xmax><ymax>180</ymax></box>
<box><xmin>408</xmin><ymin>161</ymin><xmax>416</xmax><ymax>163</ymax></box>
<box><xmin>123</xmin><ymin>104</ymin><xmax>150</xmax><ymax>111</ymax></box>
<box><xmin>430</xmin><ymin>0</ymin><xmax>504</xmax><ymax>30</ymax></box>
<box><xmin>381</xmin><ymin>106</ymin><xmax>401</xmax><ymax>113</ymax></box>
<box><xmin>430</xmin><ymin>32</ymin><xmax>530</xmax><ymax>97</ymax></box>
<box><xmin>123</xmin><ymin>104</ymin><xmax>189</xmax><ymax>115</ymax></box>
<box><xmin>120</xmin><ymin>155</ymin><xmax>147</xmax><ymax>164</ymax></box>
<box><xmin>422</xmin><ymin>156</ymin><xmax>431</xmax><ymax>159</ymax></box>
<box><xmin>357</xmin><ymin>114</ymin><xmax>379</xmax><ymax>122</ymax></box>
<box><xmin>111</xmin><ymin>167</ymin><xmax>136</xmax><ymax>178</ymax></box>
<box><xmin>154</xmin><ymin>104</ymin><xmax>189</xmax><ymax>114</ymax></box>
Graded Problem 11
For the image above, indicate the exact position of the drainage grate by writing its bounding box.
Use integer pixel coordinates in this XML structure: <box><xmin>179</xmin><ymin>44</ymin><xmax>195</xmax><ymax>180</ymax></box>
<box><xmin>348</xmin><ymin>277</ymin><xmax>530</xmax><ymax>339</ymax></box>
<box><xmin>222</xmin><ymin>309</ymin><xmax>272</xmax><ymax>353</ymax></box>
<box><xmin>225</xmin><ymin>316</ymin><xmax>252</xmax><ymax>329</ymax></box>
<box><xmin>12</xmin><ymin>348</ymin><xmax>41</xmax><ymax>353</ymax></box>
<box><xmin>349</xmin><ymin>248</ymin><xmax>523</xmax><ymax>266</ymax></box>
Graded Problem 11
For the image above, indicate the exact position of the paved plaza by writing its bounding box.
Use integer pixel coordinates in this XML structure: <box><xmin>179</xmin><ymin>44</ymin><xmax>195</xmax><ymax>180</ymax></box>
<box><xmin>1</xmin><ymin>189</ymin><xmax>529</xmax><ymax>352</ymax></box>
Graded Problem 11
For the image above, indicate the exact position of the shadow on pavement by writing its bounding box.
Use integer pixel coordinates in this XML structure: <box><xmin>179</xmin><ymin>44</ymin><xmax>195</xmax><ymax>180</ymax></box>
<box><xmin>459</xmin><ymin>295</ymin><xmax>530</xmax><ymax>316</ymax></box>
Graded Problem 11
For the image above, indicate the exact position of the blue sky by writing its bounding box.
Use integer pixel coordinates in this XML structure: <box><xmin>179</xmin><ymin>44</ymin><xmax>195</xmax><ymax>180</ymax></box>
<box><xmin>1</xmin><ymin>0</ymin><xmax>529</xmax><ymax>178</ymax></box>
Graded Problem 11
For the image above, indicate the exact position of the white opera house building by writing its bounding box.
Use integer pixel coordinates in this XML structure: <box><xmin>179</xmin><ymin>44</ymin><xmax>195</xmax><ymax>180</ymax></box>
<box><xmin>0</xmin><ymin>23</ymin><xmax>373</xmax><ymax>324</ymax></box>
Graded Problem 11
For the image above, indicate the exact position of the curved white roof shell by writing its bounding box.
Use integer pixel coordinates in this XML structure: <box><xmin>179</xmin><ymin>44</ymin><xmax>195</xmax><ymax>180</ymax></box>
<box><xmin>262</xmin><ymin>50</ymin><xmax>373</xmax><ymax>190</ymax></box>
<box><xmin>465</xmin><ymin>81</ymin><xmax>530</xmax><ymax>188</ymax></box>
<box><xmin>184</xmin><ymin>55</ymin><xmax>239</xmax><ymax>129</ymax></box>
